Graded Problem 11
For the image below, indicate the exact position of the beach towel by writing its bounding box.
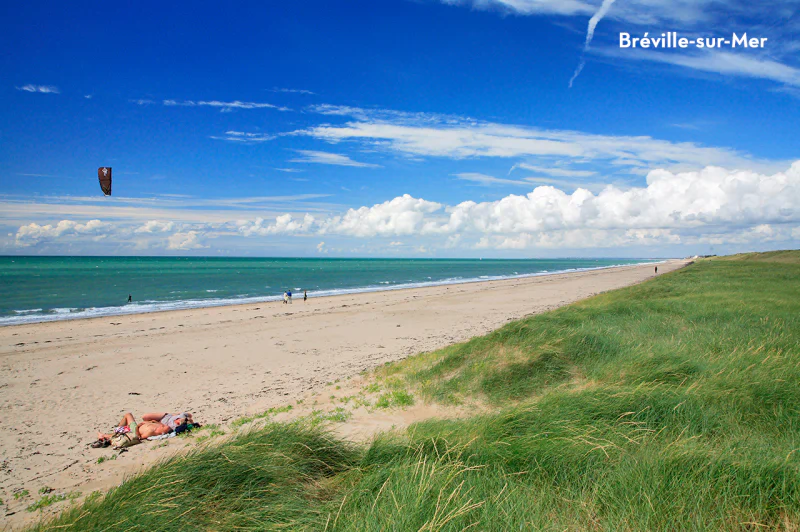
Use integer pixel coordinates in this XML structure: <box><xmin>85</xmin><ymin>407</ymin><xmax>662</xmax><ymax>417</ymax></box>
<box><xmin>147</xmin><ymin>433</ymin><xmax>176</xmax><ymax>441</ymax></box>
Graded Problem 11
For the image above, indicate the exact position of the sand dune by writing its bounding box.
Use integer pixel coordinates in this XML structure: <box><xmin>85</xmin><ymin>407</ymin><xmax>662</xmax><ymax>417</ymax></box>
<box><xmin>0</xmin><ymin>260</ymin><xmax>686</xmax><ymax>526</ymax></box>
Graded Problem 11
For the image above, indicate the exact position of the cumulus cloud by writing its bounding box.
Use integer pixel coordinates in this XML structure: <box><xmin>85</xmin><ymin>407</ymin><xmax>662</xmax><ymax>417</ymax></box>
<box><xmin>167</xmin><ymin>231</ymin><xmax>207</xmax><ymax>250</ymax></box>
<box><xmin>440</xmin><ymin>163</ymin><xmax>800</xmax><ymax>235</ymax></box>
<box><xmin>12</xmin><ymin>163</ymin><xmax>800</xmax><ymax>253</ymax></box>
<box><xmin>319</xmin><ymin>195</ymin><xmax>443</xmax><ymax>237</ymax></box>
<box><xmin>237</xmin><ymin>162</ymin><xmax>800</xmax><ymax>250</ymax></box>
<box><xmin>16</xmin><ymin>84</ymin><xmax>60</xmax><ymax>94</ymax></box>
<box><xmin>12</xmin><ymin>218</ymin><xmax>218</xmax><ymax>252</ymax></box>
<box><xmin>15</xmin><ymin>220</ymin><xmax>110</xmax><ymax>246</ymax></box>
<box><xmin>238</xmin><ymin>195</ymin><xmax>443</xmax><ymax>238</ymax></box>
<box><xmin>135</xmin><ymin>220</ymin><xmax>175</xmax><ymax>233</ymax></box>
<box><xmin>238</xmin><ymin>214</ymin><xmax>317</xmax><ymax>236</ymax></box>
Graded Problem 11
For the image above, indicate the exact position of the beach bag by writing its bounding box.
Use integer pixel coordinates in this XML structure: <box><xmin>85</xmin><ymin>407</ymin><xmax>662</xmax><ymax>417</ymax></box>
<box><xmin>111</xmin><ymin>431</ymin><xmax>140</xmax><ymax>449</ymax></box>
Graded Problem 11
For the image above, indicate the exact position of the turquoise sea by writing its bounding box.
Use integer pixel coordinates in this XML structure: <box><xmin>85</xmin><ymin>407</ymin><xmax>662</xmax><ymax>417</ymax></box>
<box><xmin>0</xmin><ymin>257</ymin><xmax>660</xmax><ymax>325</ymax></box>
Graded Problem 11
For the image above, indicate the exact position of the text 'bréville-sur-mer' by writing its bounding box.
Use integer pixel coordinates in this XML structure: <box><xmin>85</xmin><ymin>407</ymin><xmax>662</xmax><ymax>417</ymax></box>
<box><xmin>620</xmin><ymin>32</ymin><xmax>768</xmax><ymax>49</ymax></box>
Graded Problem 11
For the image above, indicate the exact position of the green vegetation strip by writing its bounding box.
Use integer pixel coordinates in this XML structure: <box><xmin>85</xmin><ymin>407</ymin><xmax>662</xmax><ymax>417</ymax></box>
<box><xmin>33</xmin><ymin>254</ymin><xmax>800</xmax><ymax>530</ymax></box>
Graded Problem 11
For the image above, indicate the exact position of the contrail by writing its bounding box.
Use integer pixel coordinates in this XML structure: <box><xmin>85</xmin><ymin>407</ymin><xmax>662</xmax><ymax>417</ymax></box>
<box><xmin>569</xmin><ymin>0</ymin><xmax>617</xmax><ymax>88</ymax></box>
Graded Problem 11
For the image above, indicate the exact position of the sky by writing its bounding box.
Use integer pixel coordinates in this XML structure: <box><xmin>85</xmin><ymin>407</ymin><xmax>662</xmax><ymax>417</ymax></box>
<box><xmin>1</xmin><ymin>0</ymin><xmax>799</xmax><ymax>258</ymax></box>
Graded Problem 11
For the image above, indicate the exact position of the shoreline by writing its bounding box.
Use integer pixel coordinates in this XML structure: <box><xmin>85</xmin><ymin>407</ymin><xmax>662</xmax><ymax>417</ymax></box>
<box><xmin>0</xmin><ymin>259</ymin><xmax>686</xmax><ymax>527</ymax></box>
<box><xmin>0</xmin><ymin>259</ymin><xmax>666</xmax><ymax>327</ymax></box>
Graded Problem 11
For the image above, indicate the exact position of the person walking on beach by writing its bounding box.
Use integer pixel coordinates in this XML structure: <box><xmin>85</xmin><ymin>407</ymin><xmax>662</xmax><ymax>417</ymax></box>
<box><xmin>287</xmin><ymin>290</ymin><xmax>293</xmax><ymax>304</ymax></box>
<box><xmin>283</xmin><ymin>292</ymin><xmax>288</xmax><ymax>304</ymax></box>
<box><xmin>304</xmin><ymin>290</ymin><xmax>307</xmax><ymax>302</ymax></box>
<box><xmin>654</xmin><ymin>266</ymin><xmax>658</xmax><ymax>274</ymax></box>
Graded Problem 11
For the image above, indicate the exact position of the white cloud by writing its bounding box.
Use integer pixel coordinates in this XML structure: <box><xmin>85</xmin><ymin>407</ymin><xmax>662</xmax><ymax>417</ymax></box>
<box><xmin>14</xmin><ymin>219</ymin><xmax>110</xmax><ymax>246</ymax></box>
<box><xmin>163</xmin><ymin>99</ymin><xmax>291</xmax><ymax>112</ymax></box>
<box><xmin>135</xmin><ymin>220</ymin><xmax>175</xmax><ymax>233</ymax></box>
<box><xmin>238</xmin><ymin>214</ymin><xmax>316</xmax><ymax>236</ymax></box>
<box><xmin>440</xmin><ymin>163</ymin><xmax>800</xmax><ymax>235</ymax></box>
<box><xmin>210</xmin><ymin>131</ymin><xmax>276</xmax><ymax>143</ymax></box>
<box><xmin>271</xmin><ymin>87</ymin><xmax>316</xmax><ymax>95</ymax></box>
<box><xmin>288</xmin><ymin>150</ymin><xmax>381</xmax><ymax>168</ymax></box>
<box><xmin>600</xmin><ymin>48</ymin><xmax>800</xmax><ymax>88</ymax></box>
<box><xmin>299</xmin><ymin>105</ymin><xmax>782</xmax><ymax>174</ymax></box>
<box><xmin>236</xmin><ymin>161</ymin><xmax>800</xmax><ymax>250</ymax></box>
<box><xmin>319</xmin><ymin>195</ymin><xmax>442</xmax><ymax>237</ymax></box>
<box><xmin>440</xmin><ymin>0</ymin><xmax>742</xmax><ymax>27</ymax></box>
<box><xmin>130</xmin><ymin>99</ymin><xmax>155</xmax><ymax>105</ymax></box>
<box><xmin>11</xmin><ymin>163</ymin><xmax>799</xmax><ymax>253</ymax></box>
<box><xmin>440</xmin><ymin>0</ymin><xmax>594</xmax><ymax>17</ymax></box>
<box><xmin>455</xmin><ymin>173</ymin><xmax>530</xmax><ymax>186</ymax></box>
<box><xmin>569</xmin><ymin>0</ymin><xmax>617</xmax><ymax>87</ymax></box>
<box><xmin>167</xmin><ymin>231</ymin><xmax>207</xmax><ymax>250</ymax></box>
<box><xmin>16</xmin><ymin>84</ymin><xmax>60</xmax><ymax>94</ymax></box>
<box><xmin>510</xmin><ymin>163</ymin><xmax>596</xmax><ymax>177</ymax></box>
<box><xmin>444</xmin><ymin>0</ymin><xmax>799</xmax><ymax>92</ymax></box>
<box><xmin>238</xmin><ymin>194</ymin><xmax>442</xmax><ymax>238</ymax></box>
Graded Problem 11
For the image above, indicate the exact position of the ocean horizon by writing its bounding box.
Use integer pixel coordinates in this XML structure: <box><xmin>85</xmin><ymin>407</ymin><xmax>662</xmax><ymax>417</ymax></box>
<box><xmin>0</xmin><ymin>256</ymin><xmax>663</xmax><ymax>326</ymax></box>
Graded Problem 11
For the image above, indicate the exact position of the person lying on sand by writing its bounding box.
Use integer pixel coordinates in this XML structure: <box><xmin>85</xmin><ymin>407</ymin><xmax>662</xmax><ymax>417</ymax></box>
<box><xmin>93</xmin><ymin>412</ymin><xmax>192</xmax><ymax>448</ymax></box>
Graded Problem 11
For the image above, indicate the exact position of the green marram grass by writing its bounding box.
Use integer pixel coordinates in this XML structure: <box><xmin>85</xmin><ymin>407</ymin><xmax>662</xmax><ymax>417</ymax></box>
<box><xmin>32</xmin><ymin>252</ymin><xmax>800</xmax><ymax>530</ymax></box>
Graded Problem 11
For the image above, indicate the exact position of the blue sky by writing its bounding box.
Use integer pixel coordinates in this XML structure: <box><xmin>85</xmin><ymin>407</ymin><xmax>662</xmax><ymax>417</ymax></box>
<box><xmin>1</xmin><ymin>0</ymin><xmax>799</xmax><ymax>257</ymax></box>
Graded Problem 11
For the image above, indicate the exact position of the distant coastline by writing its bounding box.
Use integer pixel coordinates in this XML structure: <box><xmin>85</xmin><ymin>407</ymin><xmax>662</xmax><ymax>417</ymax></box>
<box><xmin>0</xmin><ymin>258</ymin><xmax>665</xmax><ymax>326</ymax></box>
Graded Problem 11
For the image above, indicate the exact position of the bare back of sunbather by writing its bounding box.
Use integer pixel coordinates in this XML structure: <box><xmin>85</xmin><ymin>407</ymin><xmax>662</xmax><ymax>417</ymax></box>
<box><xmin>136</xmin><ymin>420</ymin><xmax>173</xmax><ymax>439</ymax></box>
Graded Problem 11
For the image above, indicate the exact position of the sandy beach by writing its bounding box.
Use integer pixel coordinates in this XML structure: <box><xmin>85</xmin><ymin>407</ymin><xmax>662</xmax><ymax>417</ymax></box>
<box><xmin>0</xmin><ymin>260</ymin><xmax>686</xmax><ymax>526</ymax></box>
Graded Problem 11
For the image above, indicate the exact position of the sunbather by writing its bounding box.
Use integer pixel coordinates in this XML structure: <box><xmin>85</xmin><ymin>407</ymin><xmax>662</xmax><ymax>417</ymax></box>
<box><xmin>94</xmin><ymin>412</ymin><xmax>172</xmax><ymax>446</ymax></box>
<box><xmin>142</xmin><ymin>411</ymin><xmax>194</xmax><ymax>431</ymax></box>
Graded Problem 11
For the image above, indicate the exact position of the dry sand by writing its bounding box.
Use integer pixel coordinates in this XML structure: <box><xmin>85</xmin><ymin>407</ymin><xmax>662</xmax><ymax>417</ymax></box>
<box><xmin>0</xmin><ymin>260</ymin><xmax>687</xmax><ymax>526</ymax></box>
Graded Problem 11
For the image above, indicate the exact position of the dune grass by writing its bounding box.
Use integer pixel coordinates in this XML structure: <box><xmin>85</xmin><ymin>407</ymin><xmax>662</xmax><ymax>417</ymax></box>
<box><xmin>33</xmin><ymin>252</ymin><xmax>800</xmax><ymax>530</ymax></box>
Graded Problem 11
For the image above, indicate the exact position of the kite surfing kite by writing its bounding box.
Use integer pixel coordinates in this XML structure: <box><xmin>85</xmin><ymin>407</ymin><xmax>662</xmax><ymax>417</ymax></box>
<box><xmin>98</xmin><ymin>167</ymin><xmax>112</xmax><ymax>196</ymax></box>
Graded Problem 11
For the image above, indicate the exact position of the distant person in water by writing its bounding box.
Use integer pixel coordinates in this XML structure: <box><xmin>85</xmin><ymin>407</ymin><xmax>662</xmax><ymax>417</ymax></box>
<box><xmin>304</xmin><ymin>290</ymin><xmax>307</xmax><ymax>302</ymax></box>
<box><xmin>127</xmin><ymin>294</ymin><xmax>132</xmax><ymax>303</ymax></box>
